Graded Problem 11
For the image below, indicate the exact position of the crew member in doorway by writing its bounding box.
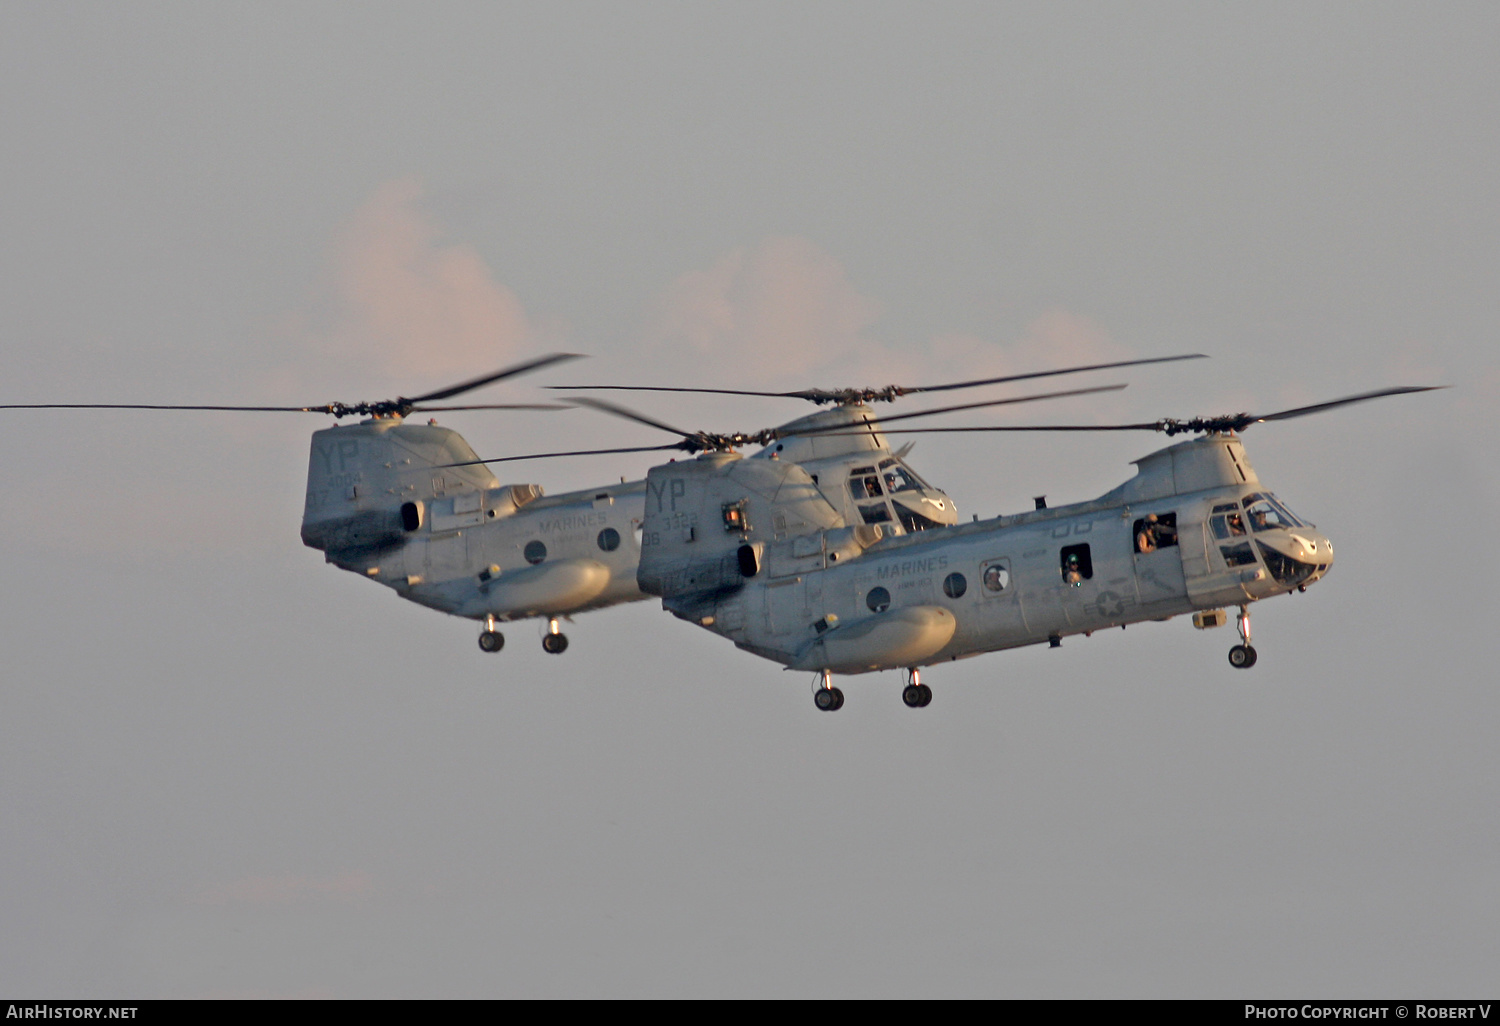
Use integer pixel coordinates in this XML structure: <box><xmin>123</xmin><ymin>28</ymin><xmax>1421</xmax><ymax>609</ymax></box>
<box><xmin>1064</xmin><ymin>552</ymin><xmax>1085</xmax><ymax>586</ymax></box>
<box><xmin>1137</xmin><ymin>513</ymin><xmax>1178</xmax><ymax>553</ymax></box>
<box><xmin>1137</xmin><ymin>515</ymin><xmax>1159</xmax><ymax>553</ymax></box>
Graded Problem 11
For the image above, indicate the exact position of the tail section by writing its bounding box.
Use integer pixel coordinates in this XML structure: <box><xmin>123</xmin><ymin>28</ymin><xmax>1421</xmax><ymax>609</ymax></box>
<box><xmin>637</xmin><ymin>451</ymin><xmax>846</xmax><ymax>619</ymax></box>
<box><xmin>301</xmin><ymin>418</ymin><xmax>500</xmax><ymax>558</ymax></box>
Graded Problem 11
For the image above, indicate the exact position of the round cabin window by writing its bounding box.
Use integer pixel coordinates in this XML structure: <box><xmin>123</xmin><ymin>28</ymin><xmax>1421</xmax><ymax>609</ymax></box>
<box><xmin>943</xmin><ymin>572</ymin><xmax>968</xmax><ymax>599</ymax></box>
<box><xmin>597</xmin><ymin>527</ymin><xmax>621</xmax><ymax>551</ymax></box>
<box><xmin>523</xmin><ymin>540</ymin><xmax>547</xmax><ymax>565</ymax></box>
<box><xmin>983</xmin><ymin>565</ymin><xmax>1010</xmax><ymax>592</ymax></box>
<box><xmin>866</xmin><ymin>586</ymin><xmax>891</xmax><ymax>613</ymax></box>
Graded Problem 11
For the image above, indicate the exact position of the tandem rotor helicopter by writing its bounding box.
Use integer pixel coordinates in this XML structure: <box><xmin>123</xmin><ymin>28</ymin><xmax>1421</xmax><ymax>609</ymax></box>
<box><xmin>451</xmin><ymin>370</ymin><xmax>1443</xmax><ymax>710</ymax></box>
<box><xmin>2</xmin><ymin>350</ymin><xmax>1204</xmax><ymax>654</ymax></box>
<box><xmin>4</xmin><ymin>352</ymin><xmax>1443</xmax><ymax>708</ymax></box>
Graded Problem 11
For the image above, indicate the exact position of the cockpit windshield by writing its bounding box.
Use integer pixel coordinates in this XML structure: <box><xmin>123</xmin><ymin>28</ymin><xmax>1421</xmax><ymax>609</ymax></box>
<box><xmin>1242</xmin><ymin>492</ymin><xmax>1305</xmax><ymax>532</ymax></box>
<box><xmin>877</xmin><ymin>457</ymin><xmax>927</xmax><ymax>493</ymax></box>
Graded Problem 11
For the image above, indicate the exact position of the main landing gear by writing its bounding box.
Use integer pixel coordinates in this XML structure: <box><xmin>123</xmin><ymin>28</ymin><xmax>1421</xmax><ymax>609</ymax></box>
<box><xmin>478</xmin><ymin>615</ymin><xmax>505</xmax><ymax>653</ymax></box>
<box><xmin>1228</xmin><ymin>604</ymin><xmax>1258</xmax><ymax>669</ymax></box>
<box><xmin>541</xmin><ymin>617</ymin><xmax>569</xmax><ymax>655</ymax></box>
<box><xmin>901</xmin><ymin>667</ymin><xmax>932</xmax><ymax>708</ymax></box>
<box><xmin>813</xmin><ymin>669</ymin><xmax>845</xmax><ymax>711</ymax></box>
<box><xmin>478</xmin><ymin>615</ymin><xmax>570</xmax><ymax>654</ymax></box>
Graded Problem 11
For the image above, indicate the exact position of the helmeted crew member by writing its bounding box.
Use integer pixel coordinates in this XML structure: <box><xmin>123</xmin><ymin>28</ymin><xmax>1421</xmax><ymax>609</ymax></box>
<box><xmin>1063</xmin><ymin>552</ymin><xmax>1084</xmax><ymax>586</ymax></box>
<box><xmin>1137</xmin><ymin>514</ymin><xmax>1159</xmax><ymax>553</ymax></box>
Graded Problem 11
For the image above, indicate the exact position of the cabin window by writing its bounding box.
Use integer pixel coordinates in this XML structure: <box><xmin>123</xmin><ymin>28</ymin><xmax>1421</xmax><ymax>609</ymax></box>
<box><xmin>597</xmin><ymin>527</ymin><xmax>620</xmax><ymax>551</ymax></box>
<box><xmin>942</xmin><ymin>572</ymin><xmax>968</xmax><ymax>599</ymax></box>
<box><xmin>983</xmin><ymin>563</ymin><xmax>1011</xmax><ymax>592</ymax></box>
<box><xmin>858</xmin><ymin>503</ymin><xmax>892</xmax><ymax>525</ymax></box>
<box><xmin>866</xmin><ymin>586</ymin><xmax>891</xmax><ymax>613</ymax></box>
<box><xmin>721</xmin><ymin>500</ymin><xmax>748</xmax><ymax>532</ymax></box>
<box><xmin>1219</xmin><ymin>542</ymin><xmax>1257</xmax><ymax>568</ymax></box>
<box><xmin>1133</xmin><ymin>511</ymin><xmax>1178</xmax><ymax>553</ymax></box>
<box><xmin>1060</xmin><ymin>544</ymin><xmax>1093</xmax><ymax>586</ymax></box>
<box><xmin>524</xmin><ymin>540</ymin><xmax>547</xmax><ymax>564</ymax></box>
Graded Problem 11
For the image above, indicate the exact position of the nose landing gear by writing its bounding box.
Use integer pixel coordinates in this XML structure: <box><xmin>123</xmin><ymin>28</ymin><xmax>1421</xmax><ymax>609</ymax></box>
<box><xmin>812</xmin><ymin>669</ymin><xmax>845</xmax><ymax>711</ymax></box>
<box><xmin>901</xmin><ymin>667</ymin><xmax>932</xmax><ymax>708</ymax></box>
<box><xmin>1228</xmin><ymin>605</ymin><xmax>1258</xmax><ymax>669</ymax></box>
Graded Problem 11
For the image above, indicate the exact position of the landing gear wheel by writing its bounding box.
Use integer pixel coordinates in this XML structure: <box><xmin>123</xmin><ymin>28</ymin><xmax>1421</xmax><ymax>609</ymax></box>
<box><xmin>1228</xmin><ymin>644</ymin><xmax>1258</xmax><ymax>669</ymax></box>
<box><xmin>902</xmin><ymin>669</ymin><xmax>932</xmax><ymax>708</ymax></box>
<box><xmin>478</xmin><ymin>630</ymin><xmax>505</xmax><ymax>653</ymax></box>
<box><xmin>541</xmin><ymin>633</ymin><xmax>569</xmax><ymax>655</ymax></box>
<box><xmin>815</xmin><ymin>687</ymin><xmax>844</xmax><ymax>711</ymax></box>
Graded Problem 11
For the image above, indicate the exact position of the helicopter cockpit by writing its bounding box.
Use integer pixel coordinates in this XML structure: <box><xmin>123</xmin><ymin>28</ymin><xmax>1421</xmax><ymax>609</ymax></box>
<box><xmin>846</xmin><ymin>457</ymin><xmax>954</xmax><ymax>533</ymax></box>
<box><xmin>1210</xmin><ymin>491</ymin><xmax>1332</xmax><ymax>589</ymax></box>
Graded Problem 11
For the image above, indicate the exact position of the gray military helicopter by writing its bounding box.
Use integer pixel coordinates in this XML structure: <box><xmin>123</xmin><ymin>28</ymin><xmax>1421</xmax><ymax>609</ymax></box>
<box><xmin>503</xmin><ymin>383</ymin><xmax>1441</xmax><ymax>709</ymax></box>
<box><xmin>0</xmin><ymin>353</ymin><xmax>645</xmax><ymax>654</ymax></box>
<box><xmin>3</xmin><ymin>351</ymin><xmax>1203</xmax><ymax>656</ymax></box>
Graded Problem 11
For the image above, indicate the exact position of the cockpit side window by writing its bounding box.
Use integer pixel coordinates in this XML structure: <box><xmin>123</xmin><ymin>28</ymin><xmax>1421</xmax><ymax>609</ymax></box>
<box><xmin>1211</xmin><ymin>512</ymin><xmax>1247</xmax><ymax>539</ymax></box>
<box><xmin>1265</xmin><ymin>493</ymin><xmax>1305</xmax><ymax>528</ymax></box>
<box><xmin>848</xmin><ymin>471</ymin><xmax>883</xmax><ymax>499</ymax></box>
<box><xmin>877</xmin><ymin>458</ymin><xmax>925</xmax><ymax>493</ymax></box>
<box><xmin>858</xmin><ymin>503</ymin><xmax>891</xmax><ymax>525</ymax></box>
<box><xmin>1244</xmin><ymin>497</ymin><xmax>1293</xmax><ymax>532</ymax></box>
<box><xmin>896</xmin><ymin>504</ymin><xmax>943</xmax><ymax>533</ymax></box>
<box><xmin>1219</xmin><ymin>542</ymin><xmax>1258</xmax><ymax>567</ymax></box>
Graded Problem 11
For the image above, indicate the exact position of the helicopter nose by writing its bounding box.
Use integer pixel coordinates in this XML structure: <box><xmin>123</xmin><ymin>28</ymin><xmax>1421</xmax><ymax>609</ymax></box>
<box><xmin>1289</xmin><ymin>529</ymin><xmax>1334</xmax><ymax>581</ymax></box>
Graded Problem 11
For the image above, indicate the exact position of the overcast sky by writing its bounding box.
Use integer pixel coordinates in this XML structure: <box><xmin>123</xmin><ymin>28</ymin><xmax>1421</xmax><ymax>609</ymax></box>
<box><xmin>2</xmin><ymin>2</ymin><xmax>1496</xmax><ymax>998</ymax></box>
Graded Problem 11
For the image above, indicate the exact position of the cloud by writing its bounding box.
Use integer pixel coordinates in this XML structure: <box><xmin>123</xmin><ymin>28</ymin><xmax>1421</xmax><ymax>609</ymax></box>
<box><xmin>647</xmin><ymin>236</ymin><xmax>885</xmax><ymax>383</ymax></box>
<box><xmin>646</xmin><ymin>236</ymin><xmax>1132</xmax><ymax>400</ymax></box>
<box><xmin>195</xmin><ymin>869</ymin><xmax>375</xmax><ymax>907</ymax></box>
<box><xmin>283</xmin><ymin>177</ymin><xmax>539</xmax><ymax>393</ymax></box>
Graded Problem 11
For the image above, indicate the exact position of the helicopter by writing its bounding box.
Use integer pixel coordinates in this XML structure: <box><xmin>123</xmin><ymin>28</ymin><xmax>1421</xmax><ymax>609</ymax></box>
<box><xmin>500</xmin><ymin>382</ymin><xmax>1444</xmax><ymax>710</ymax></box>
<box><xmin>0</xmin><ymin>353</ymin><xmax>636</xmax><ymax>654</ymax></box>
<box><xmin>1</xmin><ymin>350</ymin><xmax>1204</xmax><ymax>655</ymax></box>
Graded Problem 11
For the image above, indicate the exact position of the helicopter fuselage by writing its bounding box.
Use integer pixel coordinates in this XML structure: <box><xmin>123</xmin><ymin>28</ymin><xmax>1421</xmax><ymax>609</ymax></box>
<box><xmin>298</xmin><ymin>406</ymin><xmax>964</xmax><ymax>646</ymax></box>
<box><xmin>637</xmin><ymin>432</ymin><xmax>1333</xmax><ymax>677</ymax></box>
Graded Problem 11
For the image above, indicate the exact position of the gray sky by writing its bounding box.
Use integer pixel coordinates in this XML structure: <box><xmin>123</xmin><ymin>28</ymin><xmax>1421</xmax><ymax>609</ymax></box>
<box><xmin>1</xmin><ymin>2</ymin><xmax>1496</xmax><ymax>998</ymax></box>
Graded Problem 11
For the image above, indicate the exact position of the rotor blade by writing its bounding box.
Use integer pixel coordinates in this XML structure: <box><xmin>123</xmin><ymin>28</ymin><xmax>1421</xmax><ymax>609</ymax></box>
<box><xmin>780</xmin><ymin>384</ymin><xmax>1128</xmax><ymax>437</ymax></box>
<box><xmin>815</xmin><ymin>424</ymin><xmax>1162</xmax><ymax>436</ymax></box>
<box><xmin>896</xmin><ymin>354</ymin><xmax>1206</xmax><ymax>396</ymax></box>
<box><xmin>408</xmin><ymin>403</ymin><xmax>571</xmax><ymax>412</ymax></box>
<box><xmin>549</xmin><ymin>384</ymin><xmax>809</xmax><ymax>399</ymax></box>
<box><xmin>440</xmin><ymin>442</ymin><xmax>687</xmax><ymax>469</ymax></box>
<box><xmin>1247</xmin><ymin>386</ymin><xmax>1447</xmax><ymax>425</ymax></box>
<box><xmin>567</xmin><ymin>396</ymin><xmax>698</xmax><ymax>440</ymax></box>
<box><xmin>0</xmin><ymin>403</ymin><xmax>333</xmax><ymax>412</ymax></box>
<box><xmin>812</xmin><ymin>384</ymin><xmax>1448</xmax><ymax>437</ymax></box>
<box><xmin>405</xmin><ymin>352</ymin><xmax>585</xmax><ymax>404</ymax></box>
<box><xmin>546</xmin><ymin>353</ymin><xmax>1205</xmax><ymax>404</ymax></box>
